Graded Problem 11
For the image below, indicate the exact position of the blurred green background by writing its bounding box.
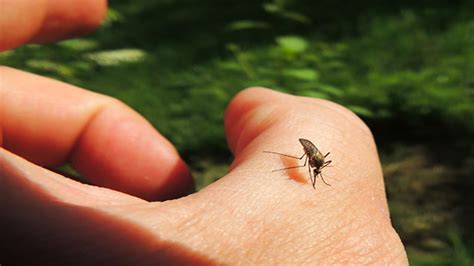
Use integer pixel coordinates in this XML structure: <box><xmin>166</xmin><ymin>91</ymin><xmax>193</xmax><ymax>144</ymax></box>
<box><xmin>1</xmin><ymin>0</ymin><xmax>473</xmax><ymax>264</ymax></box>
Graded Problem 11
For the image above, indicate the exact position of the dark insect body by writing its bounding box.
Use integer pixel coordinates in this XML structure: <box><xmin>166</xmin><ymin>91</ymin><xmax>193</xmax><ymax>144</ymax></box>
<box><xmin>264</xmin><ymin>138</ymin><xmax>332</xmax><ymax>188</ymax></box>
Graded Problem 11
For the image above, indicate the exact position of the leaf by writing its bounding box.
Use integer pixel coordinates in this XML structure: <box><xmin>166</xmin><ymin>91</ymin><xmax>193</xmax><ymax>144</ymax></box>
<box><xmin>85</xmin><ymin>49</ymin><xmax>147</xmax><ymax>66</ymax></box>
<box><xmin>59</xmin><ymin>39</ymin><xmax>98</xmax><ymax>51</ymax></box>
<box><xmin>102</xmin><ymin>8</ymin><xmax>123</xmax><ymax>27</ymax></box>
<box><xmin>317</xmin><ymin>84</ymin><xmax>343</xmax><ymax>96</ymax></box>
<box><xmin>228</xmin><ymin>20</ymin><xmax>270</xmax><ymax>31</ymax></box>
<box><xmin>299</xmin><ymin>91</ymin><xmax>330</xmax><ymax>99</ymax></box>
<box><xmin>281</xmin><ymin>11</ymin><xmax>311</xmax><ymax>24</ymax></box>
<box><xmin>217</xmin><ymin>61</ymin><xmax>242</xmax><ymax>71</ymax></box>
<box><xmin>324</xmin><ymin>60</ymin><xmax>346</xmax><ymax>69</ymax></box>
<box><xmin>347</xmin><ymin>105</ymin><xmax>374</xmax><ymax>117</ymax></box>
<box><xmin>25</xmin><ymin>59</ymin><xmax>75</xmax><ymax>77</ymax></box>
<box><xmin>226</xmin><ymin>43</ymin><xmax>240</xmax><ymax>52</ymax></box>
<box><xmin>284</xmin><ymin>68</ymin><xmax>319</xmax><ymax>81</ymax></box>
<box><xmin>263</xmin><ymin>3</ymin><xmax>280</xmax><ymax>13</ymax></box>
<box><xmin>276</xmin><ymin>36</ymin><xmax>308</xmax><ymax>54</ymax></box>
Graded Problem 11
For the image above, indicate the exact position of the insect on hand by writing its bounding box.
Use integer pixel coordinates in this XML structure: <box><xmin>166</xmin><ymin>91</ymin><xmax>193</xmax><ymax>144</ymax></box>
<box><xmin>264</xmin><ymin>138</ymin><xmax>332</xmax><ymax>189</ymax></box>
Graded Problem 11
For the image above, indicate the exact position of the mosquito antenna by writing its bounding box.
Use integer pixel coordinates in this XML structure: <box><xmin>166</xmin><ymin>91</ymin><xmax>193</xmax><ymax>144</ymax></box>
<box><xmin>263</xmin><ymin>151</ymin><xmax>306</xmax><ymax>160</ymax></box>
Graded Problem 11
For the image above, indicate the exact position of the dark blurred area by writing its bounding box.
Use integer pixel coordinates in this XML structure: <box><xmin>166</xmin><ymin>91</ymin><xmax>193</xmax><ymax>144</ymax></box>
<box><xmin>1</xmin><ymin>0</ymin><xmax>473</xmax><ymax>264</ymax></box>
<box><xmin>105</xmin><ymin>0</ymin><xmax>473</xmax><ymax>60</ymax></box>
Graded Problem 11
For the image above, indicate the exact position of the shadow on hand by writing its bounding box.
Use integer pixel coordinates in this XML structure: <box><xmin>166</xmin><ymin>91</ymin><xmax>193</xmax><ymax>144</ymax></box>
<box><xmin>0</xmin><ymin>169</ymin><xmax>216</xmax><ymax>266</ymax></box>
<box><xmin>276</xmin><ymin>155</ymin><xmax>309</xmax><ymax>185</ymax></box>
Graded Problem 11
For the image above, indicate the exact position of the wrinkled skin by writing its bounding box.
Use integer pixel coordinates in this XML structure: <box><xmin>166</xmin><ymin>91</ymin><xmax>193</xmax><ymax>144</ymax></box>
<box><xmin>0</xmin><ymin>1</ymin><xmax>408</xmax><ymax>265</ymax></box>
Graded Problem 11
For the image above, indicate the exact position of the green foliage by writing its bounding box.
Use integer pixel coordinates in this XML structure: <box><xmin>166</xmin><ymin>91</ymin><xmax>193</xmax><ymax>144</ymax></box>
<box><xmin>197</xmin><ymin>13</ymin><xmax>474</xmax><ymax>129</ymax></box>
<box><xmin>263</xmin><ymin>0</ymin><xmax>311</xmax><ymax>24</ymax></box>
<box><xmin>276</xmin><ymin>35</ymin><xmax>308</xmax><ymax>56</ymax></box>
<box><xmin>448</xmin><ymin>231</ymin><xmax>474</xmax><ymax>266</ymax></box>
<box><xmin>345</xmin><ymin>11</ymin><xmax>474</xmax><ymax>122</ymax></box>
<box><xmin>85</xmin><ymin>49</ymin><xmax>146</xmax><ymax>66</ymax></box>
<box><xmin>3</xmin><ymin>10</ymin><xmax>472</xmax><ymax>149</ymax></box>
<box><xmin>407</xmin><ymin>230</ymin><xmax>474</xmax><ymax>266</ymax></box>
<box><xmin>228</xmin><ymin>20</ymin><xmax>270</xmax><ymax>31</ymax></box>
<box><xmin>284</xmin><ymin>68</ymin><xmax>319</xmax><ymax>81</ymax></box>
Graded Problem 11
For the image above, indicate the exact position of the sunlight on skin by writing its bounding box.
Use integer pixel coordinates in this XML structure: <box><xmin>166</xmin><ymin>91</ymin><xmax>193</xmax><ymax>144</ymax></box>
<box><xmin>1</xmin><ymin>67</ymin><xmax>193</xmax><ymax>201</ymax></box>
<box><xmin>0</xmin><ymin>0</ymin><xmax>107</xmax><ymax>51</ymax></box>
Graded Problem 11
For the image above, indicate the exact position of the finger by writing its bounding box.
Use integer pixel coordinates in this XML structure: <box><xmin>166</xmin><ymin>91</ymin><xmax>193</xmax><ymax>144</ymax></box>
<box><xmin>1</xmin><ymin>67</ymin><xmax>193</xmax><ymax>200</ymax></box>
<box><xmin>224</xmin><ymin>87</ymin><xmax>380</xmax><ymax>190</ymax></box>
<box><xmin>223</xmin><ymin>87</ymin><xmax>387</xmax><ymax>209</ymax></box>
<box><xmin>0</xmin><ymin>0</ymin><xmax>107</xmax><ymax>51</ymax></box>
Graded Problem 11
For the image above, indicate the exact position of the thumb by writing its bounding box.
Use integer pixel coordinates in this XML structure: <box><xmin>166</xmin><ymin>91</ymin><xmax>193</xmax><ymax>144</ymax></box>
<box><xmin>224</xmin><ymin>87</ymin><xmax>381</xmax><ymax>192</ymax></box>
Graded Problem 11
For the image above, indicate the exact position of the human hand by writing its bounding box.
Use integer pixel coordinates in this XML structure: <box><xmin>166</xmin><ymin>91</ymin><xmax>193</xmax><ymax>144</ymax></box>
<box><xmin>0</xmin><ymin>68</ymin><xmax>408</xmax><ymax>264</ymax></box>
<box><xmin>0</xmin><ymin>1</ymin><xmax>407</xmax><ymax>264</ymax></box>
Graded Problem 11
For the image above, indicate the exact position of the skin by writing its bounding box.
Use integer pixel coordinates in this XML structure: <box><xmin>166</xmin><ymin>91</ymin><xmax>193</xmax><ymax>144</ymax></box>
<box><xmin>0</xmin><ymin>0</ymin><xmax>107</xmax><ymax>51</ymax></box>
<box><xmin>0</xmin><ymin>2</ymin><xmax>408</xmax><ymax>265</ymax></box>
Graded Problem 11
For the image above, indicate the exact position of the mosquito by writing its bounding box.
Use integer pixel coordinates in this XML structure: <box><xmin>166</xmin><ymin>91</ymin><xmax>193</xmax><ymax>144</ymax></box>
<box><xmin>264</xmin><ymin>138</ymin><xmax>332</xmax><ymax>188</ymax></box>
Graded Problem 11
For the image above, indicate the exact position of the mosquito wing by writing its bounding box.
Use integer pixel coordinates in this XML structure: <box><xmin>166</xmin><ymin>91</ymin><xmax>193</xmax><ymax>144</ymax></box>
<box><xmin>298</xmin><ymin>138</ymin><xmax>321</xmax><ymax>156</ymax></box>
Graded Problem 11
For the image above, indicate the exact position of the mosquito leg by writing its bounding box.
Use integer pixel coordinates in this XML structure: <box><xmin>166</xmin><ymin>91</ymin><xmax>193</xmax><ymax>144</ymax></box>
<box><xmin>272</xmin><ymin>154</ymin><xmax>307</xmax><ymax>173</ymax></box>
<box><xmin>271</xmin><ymin>165</ymin><xmax>306</xmax><ymax>172</ymax></box>
<box><xmin>322</xmin><ymin>160</ymin><xmax>332</xmax><ymax>168</ymax></box>
<box><xmin>324</xmin><ymin>152</ymin><xmax>330</xmax><ymax>158</ymax></box>
<box><xmin>305</xmin><ymin>157</ymin><xmax>314</xmax><ymax>187</ymax></box>
<box><xmin>263</xmin><ymin>151</ymin><xmax>306</xmax><ymax>160</ymax></box>
<box><xmin>308</xmin><ymin>164</ymin><xmax>316</xmax><ymax>189</ymax></box>
<box><xmin>320</xmin><ymin>173</ymin><xmax>331</xmax><ymax>186</ymax></box>
<box><xmin>303</xmin><ymin>154</ymin><xmax>308</xmax><ymax>167</ymax></box>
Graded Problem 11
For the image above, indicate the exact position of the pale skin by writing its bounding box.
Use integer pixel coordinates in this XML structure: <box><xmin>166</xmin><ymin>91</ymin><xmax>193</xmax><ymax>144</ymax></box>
<box><xmin>0</xmin><ymin>1</ymin><xmax>408</xmax><ymax>264</ymax></box>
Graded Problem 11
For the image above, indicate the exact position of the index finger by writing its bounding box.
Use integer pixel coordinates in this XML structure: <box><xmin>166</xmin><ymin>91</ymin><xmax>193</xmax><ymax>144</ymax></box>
<box><xmin>1</xmin><ymin>67</ymin><xmax>193</xmax><ymax>201</ymax></box>
<box><xmin>0</xmin><ymin>0</ymin><xmax>107</xmax><ymax>51</ymax></box>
